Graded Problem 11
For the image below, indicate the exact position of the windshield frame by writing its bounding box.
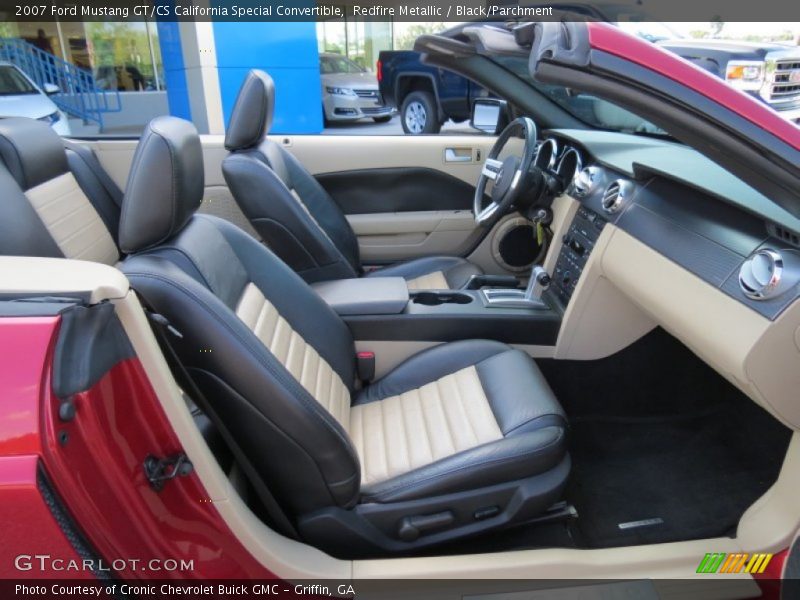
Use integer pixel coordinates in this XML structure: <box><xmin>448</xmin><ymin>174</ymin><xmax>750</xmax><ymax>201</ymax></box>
<box><xmin>488</xmin><ymin>53</ymin><xmax>675</xmax><ymax>140</ymax></box>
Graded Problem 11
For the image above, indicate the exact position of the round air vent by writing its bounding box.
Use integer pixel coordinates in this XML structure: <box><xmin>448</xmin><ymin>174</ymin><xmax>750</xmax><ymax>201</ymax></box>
<box><xmin>739</xmin><ymin>249</ymin><xmax>784</xmax><ymax>300</ymax></box>
<box><xmin>573</xmin><ymin>166</ymin><xmax>599</xmax><ymax>197</ymax></box>
<box><xmin>601</xmin><ymin>180</ymin><xmax>627</xmax><ymax>214</ymax></box>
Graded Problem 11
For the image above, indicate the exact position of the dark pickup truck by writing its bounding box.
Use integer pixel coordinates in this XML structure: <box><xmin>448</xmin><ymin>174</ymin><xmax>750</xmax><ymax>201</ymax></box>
<box><xmin>378</xmin><ymin>38</ymin><xmax>800</xmax><ymax>134</ymax></box>
<box><xmin>377</xmin><ymin>50</ymin><xmax>488</xmax><ymax>134</ymax></box>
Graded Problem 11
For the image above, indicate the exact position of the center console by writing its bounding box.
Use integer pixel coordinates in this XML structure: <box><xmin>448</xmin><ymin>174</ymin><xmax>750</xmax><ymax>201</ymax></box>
<box><xmin>312</xmin><ymin>275</ymin><xmax>563</xmax><ymax>346</ymax></box>
<box><xmin>551</xmin><ymin>205</ymin><xmax>607</xmax><ymax>306</ymax></box>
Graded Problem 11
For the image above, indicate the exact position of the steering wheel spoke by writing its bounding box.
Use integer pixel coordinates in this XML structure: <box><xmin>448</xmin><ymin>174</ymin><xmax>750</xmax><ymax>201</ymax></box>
<box><xmin>481</xmin><ymin>157</ymin><xmax>504</xmax><ymax>181</ymax></box>
<box><xmin>473</xmin><ymin>117</ymin><xmax>538</xmax><ymax>227</ymax></box>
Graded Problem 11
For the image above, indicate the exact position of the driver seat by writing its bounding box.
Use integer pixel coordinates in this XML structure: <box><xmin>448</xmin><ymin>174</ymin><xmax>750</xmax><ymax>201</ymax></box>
<box><xmin>222</xmin><ymin>70</ymin><xmax>483</xmax><ymax>289</ymax></box>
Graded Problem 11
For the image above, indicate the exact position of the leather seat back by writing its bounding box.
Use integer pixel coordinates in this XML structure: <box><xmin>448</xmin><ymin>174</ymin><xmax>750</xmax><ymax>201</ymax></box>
<box><xmin>222</xmin><ymin>70</ymin><xmax>362</xmax><ymax>283</ymax></box>
<box><xmin>121</xmin><ymin>117</ymin><xmax>361</xmax><ymax>515</ymax></box>
<box><xmin>0</xmin><ymin>118</ymin><xmax>120</xmax><ymax>263</ymax></box>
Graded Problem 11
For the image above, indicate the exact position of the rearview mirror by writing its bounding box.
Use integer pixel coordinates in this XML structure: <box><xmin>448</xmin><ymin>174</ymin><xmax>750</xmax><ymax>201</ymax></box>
<box><xmin>43</xmin><ymin>83</ymin><xmax>60</xmax><ymax>95</ymax></box>
<box><xmin>471</xmin><ymin>99</ymin><xmax>507</xmax><ymax>134</ymax></box>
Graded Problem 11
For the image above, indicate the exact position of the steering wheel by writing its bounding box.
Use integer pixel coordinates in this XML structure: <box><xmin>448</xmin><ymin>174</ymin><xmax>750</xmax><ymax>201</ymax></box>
<box><xmin>473</xmin><ymin>117</ymin><xmax>538</xmax><ymax>226</ymax></box>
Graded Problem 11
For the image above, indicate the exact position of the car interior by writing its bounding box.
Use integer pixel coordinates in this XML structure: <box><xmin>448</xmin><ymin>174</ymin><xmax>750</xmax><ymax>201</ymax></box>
<box><xmin>0</xmin><ymin>21</ymin><xmax>798</xmax><ymax>580</ymax></box>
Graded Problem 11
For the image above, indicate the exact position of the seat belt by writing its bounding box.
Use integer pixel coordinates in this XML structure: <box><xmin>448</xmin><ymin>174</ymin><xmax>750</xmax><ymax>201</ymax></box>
<box><xmin>141</xmin><ymin>302</ymin><xmax>300</xmax><ymax>540</ymax></box>
<box><xmin>62</xmin><ymin>140</ymin><xmax>124</xmax><ymax>208</ymax></box>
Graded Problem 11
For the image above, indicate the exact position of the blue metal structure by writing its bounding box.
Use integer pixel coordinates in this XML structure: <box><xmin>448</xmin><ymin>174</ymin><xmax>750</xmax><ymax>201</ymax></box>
<box><xmin>0</xmin><ymin>38</ymin><xmax>121</xmax><ymax>128</ymax></box>
<box><xmin>213</xmin><ymin>21</ymin><xmax>323</xmax><ymax>134</ymax></box>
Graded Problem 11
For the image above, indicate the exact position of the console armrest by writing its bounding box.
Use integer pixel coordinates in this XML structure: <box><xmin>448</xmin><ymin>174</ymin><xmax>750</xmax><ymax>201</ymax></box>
<box><xmin>311</xmin><ymin>277</ymin><xmax>409</xmax><ymax>315</ymax></box>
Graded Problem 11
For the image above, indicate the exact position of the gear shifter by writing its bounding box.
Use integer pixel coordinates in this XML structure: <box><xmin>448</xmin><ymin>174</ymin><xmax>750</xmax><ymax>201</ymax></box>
<box><xmin>525</xmin><ymin>266</ymin><xmax>551</xmax><ymax>303</ymax></box>
<box><xmin>480</xmin><ymin>265</ymin><xmax>551</xmax><ymax>309</ymax></box>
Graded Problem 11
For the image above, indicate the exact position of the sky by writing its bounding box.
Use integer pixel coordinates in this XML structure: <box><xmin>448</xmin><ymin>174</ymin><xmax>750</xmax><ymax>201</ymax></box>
<box><xmin>669</xmin><ymin>22</ymin><xmax>800</xmax><ymax>38</ymax></box>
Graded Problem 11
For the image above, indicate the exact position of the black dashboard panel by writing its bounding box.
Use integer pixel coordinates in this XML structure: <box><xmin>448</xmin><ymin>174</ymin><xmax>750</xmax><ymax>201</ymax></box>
<box><xmin>552</xmin><ymin>205</ymin><xmax>606</xmax><ymax>306</ymax></box>
<box><xmin>617</xmin><ymin>203</ymin><xmax>744</xmax><ymax>288</ymax></box>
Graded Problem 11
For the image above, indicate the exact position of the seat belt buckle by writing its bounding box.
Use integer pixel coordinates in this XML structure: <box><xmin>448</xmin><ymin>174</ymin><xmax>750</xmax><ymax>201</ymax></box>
<box><xmin>356</xmin><ymin>351</ymin><xmax>375</xmax><ymax>383</ymax></box>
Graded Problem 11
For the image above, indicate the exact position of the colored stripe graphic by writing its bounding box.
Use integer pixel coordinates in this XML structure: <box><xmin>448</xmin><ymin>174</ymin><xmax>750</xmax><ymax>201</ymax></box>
<box><xmin>697</xmin><ymin>552</ymin><xmax>773</xmax><ymax>574</ymax></box>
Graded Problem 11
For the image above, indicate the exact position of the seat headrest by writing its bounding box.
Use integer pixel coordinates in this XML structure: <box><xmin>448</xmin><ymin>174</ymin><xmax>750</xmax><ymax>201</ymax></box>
<box><xmin>0</xmin><ymin>117</ymin><xmax>68</xmax><ymax>190</ymax></box>
<box><xmin>119</xmin><ymin>116</ymin><xmax>204</xmax><ymax>254</ymax></box>
<box><xmin>224</xmin><ymin>70</ymin><xmax>275</xmax><ymax>151</ymax></box>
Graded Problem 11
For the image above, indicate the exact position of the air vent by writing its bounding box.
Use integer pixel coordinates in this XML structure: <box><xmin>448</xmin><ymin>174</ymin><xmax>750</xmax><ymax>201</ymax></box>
<box><xmin>739</xmin><ymin>248</ymin><xmax>800</xmax><ymax>300</ymax></box>
<box><xmin>601</xmin><ymin>180</ymin><xmax>625</xmax><ymax>214</ymax></box>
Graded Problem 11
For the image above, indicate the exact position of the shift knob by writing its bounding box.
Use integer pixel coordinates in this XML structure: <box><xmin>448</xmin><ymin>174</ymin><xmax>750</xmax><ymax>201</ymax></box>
<box><xmin>526</xmin><ymin>266</ymin><xmax>550</xmax><ymax>301</ymax></box>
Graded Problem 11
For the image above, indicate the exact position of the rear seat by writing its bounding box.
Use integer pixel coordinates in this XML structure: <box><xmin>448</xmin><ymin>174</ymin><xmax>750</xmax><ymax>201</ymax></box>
<box><xmin>0</xmin><ymin>116</ymin><xmax>234</xmax><ymax>472</ymax></box>
<box><xmin>0</xmin><ymin>117</ymin><xmax>120</xmax><ymax>263</ymax></box>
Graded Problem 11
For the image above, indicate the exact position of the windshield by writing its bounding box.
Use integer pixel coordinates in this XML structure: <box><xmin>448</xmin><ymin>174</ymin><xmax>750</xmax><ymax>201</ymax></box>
<box><xmin>0</xmin><ymin>66</ymin><xmax>38</xmax><ymax>96</ymax></box>
<box><xmin>319</xmin><ymin>56</ymin><xmax>366</xmax><ymax>75</ymax></box>
<box><xmin>492</xmin><ymin>54</ymin><xmax>670</xmax><ymax>137</ymax></box>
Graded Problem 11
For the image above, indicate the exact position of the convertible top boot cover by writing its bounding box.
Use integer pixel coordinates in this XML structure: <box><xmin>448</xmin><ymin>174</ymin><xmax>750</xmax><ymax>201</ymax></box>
<box><xmin>120</xmin><ymin>116</ymin><xmax>568</xmax><ymax>551</ymax></box>
<box><xmin>222</xmin><ymin>69</ymin><xmax>482</xmax><ymax>288</ymax></box>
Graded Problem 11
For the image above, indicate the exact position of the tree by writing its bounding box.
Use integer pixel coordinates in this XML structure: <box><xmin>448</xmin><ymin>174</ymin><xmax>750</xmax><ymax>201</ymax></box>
<box><xmin>394</xmin><ymin>23</ymin><xmax>448</xmax><ymax>51</ymax></box>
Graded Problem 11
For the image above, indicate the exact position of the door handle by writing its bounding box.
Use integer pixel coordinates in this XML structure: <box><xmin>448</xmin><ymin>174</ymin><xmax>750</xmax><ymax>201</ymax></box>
<box><xmin>444</xmin><ymin>148</ymin><xmax>472</xmax><ymax>163</ymax></box>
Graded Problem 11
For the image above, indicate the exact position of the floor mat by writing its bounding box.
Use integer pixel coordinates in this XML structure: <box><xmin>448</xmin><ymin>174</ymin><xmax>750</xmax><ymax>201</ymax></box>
<box><xmin>537</xmin><ymin>328</ymin><xmax>792</xmax><ymax>549</ymax></box>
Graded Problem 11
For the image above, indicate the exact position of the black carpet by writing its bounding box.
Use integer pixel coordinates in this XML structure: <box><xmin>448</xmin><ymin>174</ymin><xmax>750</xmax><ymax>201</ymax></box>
<box><xmin>537</xmin><ymin>328</ymin><xmax>792</xmax><ymax>548</ymax></box>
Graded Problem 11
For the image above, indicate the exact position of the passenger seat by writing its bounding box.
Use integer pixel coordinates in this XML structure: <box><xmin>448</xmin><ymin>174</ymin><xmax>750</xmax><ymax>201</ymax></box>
<box><xmin>120</xmin><ymin>116</ymin><xmax>570</xmax><ymax>556</ymax></box>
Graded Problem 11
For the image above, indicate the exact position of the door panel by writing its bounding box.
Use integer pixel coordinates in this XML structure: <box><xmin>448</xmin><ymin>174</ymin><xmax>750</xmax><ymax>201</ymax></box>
<box><xmin>316</xmin><ymin>167</ymin><xmax>474</xmax><ymax>214</ymax></box>
<box><xmin>281</xmin><ymin>134</ymin><xmax>495</xmax><ymax>186</ymax></box>
<box><xmin>282</xmin><ymin>134</ymin><xmax>495</xmax><ymax>260</ymax></box>
<box><xmin>347</xmin><ymin>210</ymin><xmax>478</xmax><ymax>261</ymax></box>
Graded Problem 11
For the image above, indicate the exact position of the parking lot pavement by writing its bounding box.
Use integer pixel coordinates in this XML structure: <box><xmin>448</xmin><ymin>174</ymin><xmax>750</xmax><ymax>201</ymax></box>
<box><xmin>323</xmin><ymin>115</ymin><xmax>479</xmax><ymax>135</ymax></box>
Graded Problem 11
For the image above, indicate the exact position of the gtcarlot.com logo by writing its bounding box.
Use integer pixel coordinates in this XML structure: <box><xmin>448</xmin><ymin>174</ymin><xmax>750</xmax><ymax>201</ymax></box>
<box><xmin>14</xmin><ymin>554</ymin><xmax>194</xmax><ymax>573</ymax></box>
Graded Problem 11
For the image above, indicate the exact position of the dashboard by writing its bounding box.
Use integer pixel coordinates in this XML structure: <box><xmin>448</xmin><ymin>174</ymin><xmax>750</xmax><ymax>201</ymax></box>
<box><xmin>525</xmin><ymin>129</ymin><xmax>800</xmax><ymax>431</ymax></box>
<box><xmin>534</xmin><ymin>129</ymin><xmax>800</xmax><ymax>321</ymax></box>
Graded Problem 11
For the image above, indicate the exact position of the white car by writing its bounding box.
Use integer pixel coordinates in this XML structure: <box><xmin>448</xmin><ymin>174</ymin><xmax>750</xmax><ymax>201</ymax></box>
<box><xmin>320</xmin><ymin>53</ymin><xmax>394</xmax><ymax>124</ymax></box>
<box><xmin>0</xmin><ymin>62</ymin><xmax>70</xmax><ymax>135</ymax></box>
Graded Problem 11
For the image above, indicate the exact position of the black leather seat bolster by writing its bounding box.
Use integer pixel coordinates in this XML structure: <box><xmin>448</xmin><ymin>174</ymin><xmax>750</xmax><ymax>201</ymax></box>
<box><xmin>223</xmin><ymin>152</ymin><xmax>358</xmax><ymax>281</ymax></box>
<box><xmin>65</xmin><ymin>146</ymin><xmax>122</xmax><ymax>239</ymax></box>
<box><xmin>365</xmin><ymin>255</ymin><xmax>482</xmax><ymax>289</ymax></box>
<box><xmin>0</xmin><ymin>164</ymin><xmax>64</xmax><ymax>257</ymax></box>
<box><xmin>356</xmin><ymin>339</ymin><xmax>510</xmax><ymax>405</ymax></box>
<box><xmin>122</xmin><ymin>253</ymin><xmax>362</xmax><ymax>513</ymax></box>
<box><xmin>355</xmin><ymin>340</ymin><xmax>568</xmax><ymax>503</ymax></box>
<box><xmin>474</xmin><ymin>347</ymin><xmax>567</xmax><ymax>436</ymax></box>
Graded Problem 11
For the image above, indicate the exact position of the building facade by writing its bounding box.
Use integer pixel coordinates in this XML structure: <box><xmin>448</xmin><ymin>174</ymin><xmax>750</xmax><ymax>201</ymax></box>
<box><xmin>0</xmin><ymin>17</ymin><xmax>428</xmax><ymax>134</ymax></box>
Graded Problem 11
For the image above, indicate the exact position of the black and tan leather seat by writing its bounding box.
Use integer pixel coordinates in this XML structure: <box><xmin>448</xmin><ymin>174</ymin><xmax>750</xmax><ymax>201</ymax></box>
<box><xmin>0</xmin><ymin>117</ymin><xmax>236</xmax><ymax>470</ymax></box>
<box><xmin>120</xmin><ymin>116</ymin><xmax>569</xmax><ymax>556</ymax></box>
<box><xmin>0</xmin><ymin>117</ymin><xmax>121</xmax><ymax>263</ymax></box>
<box><xmin>222</xmin><ymin>70</ymin><xmax>483</xmax><ymax>289</ymax></box>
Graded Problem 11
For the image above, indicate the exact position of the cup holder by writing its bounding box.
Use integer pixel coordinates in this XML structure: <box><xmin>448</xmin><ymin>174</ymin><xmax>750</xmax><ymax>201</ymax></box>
<box><xmin>411</xmin><ymin>291</ymin><xmax>473</xmax><ymax>306</ymax></box>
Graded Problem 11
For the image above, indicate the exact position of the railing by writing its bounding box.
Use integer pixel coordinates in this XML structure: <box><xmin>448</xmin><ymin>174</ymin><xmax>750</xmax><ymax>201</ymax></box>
<box><xmin>0</xmin><ymin>38</ymin><xmax>121</xmax><ymax>128</ymax></box>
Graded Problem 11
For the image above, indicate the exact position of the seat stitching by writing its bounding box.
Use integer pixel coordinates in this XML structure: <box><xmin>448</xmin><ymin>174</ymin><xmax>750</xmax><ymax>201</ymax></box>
<box><xmin>433</xmin><ymin>377</ymin><xmax>457</xmax><ymax>455</ymax></box>
<box><xmin>397</xmin><ymin>393</ymin><xmax>412</xmax><ymax>475</ymax></box>
<box><xmin>453</xmin><ymin>369</ymin><xmax>479</xmax><ymax>446</ymax></box>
